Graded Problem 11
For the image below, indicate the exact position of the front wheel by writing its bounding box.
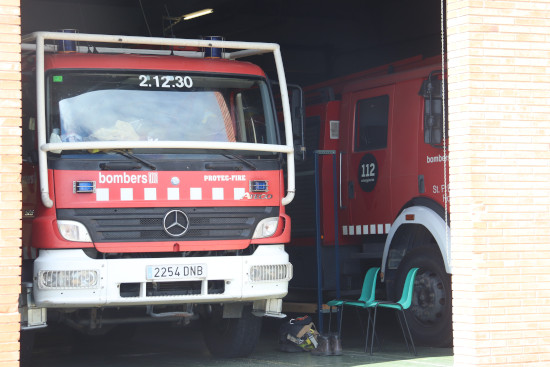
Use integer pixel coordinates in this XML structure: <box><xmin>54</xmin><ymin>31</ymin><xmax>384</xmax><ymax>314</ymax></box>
<box><xmin>202</xmin><ymin>304</ymin><xmax>262</xmax><ymax>358</ymax></box>
<box><xmin>394</xmin><ymin>246</ymin><xmax>452</xmax><ymax>347</ymax></box>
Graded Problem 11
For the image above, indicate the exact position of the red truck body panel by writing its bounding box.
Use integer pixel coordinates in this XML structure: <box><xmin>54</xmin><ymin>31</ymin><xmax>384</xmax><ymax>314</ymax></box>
<box><xmin>44</xmin><ymin>53</ymin><xmax>267</xmax><ymax>76</ymax></box>
<box><xmin>292</xmin><ymin>56</ymin><xmax>445</xmax><ymax>248</ymax></box>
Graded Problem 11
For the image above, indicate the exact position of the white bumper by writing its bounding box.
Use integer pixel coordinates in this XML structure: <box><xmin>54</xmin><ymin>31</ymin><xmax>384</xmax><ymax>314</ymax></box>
<box><xmin>33</xmin><ymin>245</ymin><xmax>292</xmax><ymax>308</ymax></box>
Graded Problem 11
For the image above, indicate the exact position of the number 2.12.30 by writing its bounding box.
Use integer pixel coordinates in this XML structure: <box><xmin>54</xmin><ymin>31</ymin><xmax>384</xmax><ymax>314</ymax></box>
<box><xmin>138</xmin><ymin>75</ymin><xmax>193</xmax><ymax>89</ymax></box>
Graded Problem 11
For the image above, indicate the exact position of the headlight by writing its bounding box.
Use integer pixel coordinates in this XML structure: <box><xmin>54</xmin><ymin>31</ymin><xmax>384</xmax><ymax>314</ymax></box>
<box><xmin>252</xmin><ymin>217</ymin><xmax>279</xmax><ymax>239</ymax></box>
<box><xmin>57</xmin><ymin>220</ymin><xmax>92</xmax><ymax>242</ymax></box>
<box><xmin>38</xmin><ymin>270</ymin><xmax>99</xmax><ymax>289</ymax></box>
<box><xmin>249</xmin><ymin>264</ymin><xmax>293</xmax><ymax>282</ymax></box>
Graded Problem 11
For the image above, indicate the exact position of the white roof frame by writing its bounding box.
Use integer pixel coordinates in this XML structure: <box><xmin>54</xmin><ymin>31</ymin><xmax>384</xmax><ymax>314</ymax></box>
<box><xmin>22</xmin><ymin>32</ymin><xmax>295</xmax><ymax>208</ymax></box>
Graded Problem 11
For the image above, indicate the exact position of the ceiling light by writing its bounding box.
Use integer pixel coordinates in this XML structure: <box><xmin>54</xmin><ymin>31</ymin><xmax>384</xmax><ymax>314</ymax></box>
<box><xmin>183</xmin><ymin>8</ymin><xmax>214</xmax><ymax>21</ymax></box>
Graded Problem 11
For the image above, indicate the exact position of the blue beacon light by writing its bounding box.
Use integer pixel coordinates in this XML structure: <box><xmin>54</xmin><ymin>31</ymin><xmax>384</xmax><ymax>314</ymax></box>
<box><xmin>250</xmin><ymin>180</ymin><xmax>268</xmax><ymax>192</ymax></box>
<box><xmin>73</xmin><ymin>181</ymin><xmax>96</xmax><ymax>194</ymax></box>
<box><xmin>57</xmin><ymin>29</ymin><xmax>78</xmax><ymax>53</ymax></box>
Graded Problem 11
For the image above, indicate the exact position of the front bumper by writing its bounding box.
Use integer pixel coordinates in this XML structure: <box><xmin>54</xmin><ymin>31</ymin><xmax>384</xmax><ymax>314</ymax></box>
<box><xmin>33</xmin><ymin>245</ymin><xmax>292</xmax><ymax>308</ymax></box>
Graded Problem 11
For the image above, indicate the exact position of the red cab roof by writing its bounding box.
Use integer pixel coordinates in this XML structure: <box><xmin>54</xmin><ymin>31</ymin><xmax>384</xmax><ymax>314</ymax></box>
<box><xmin>305</xmin><ymin>55</ymin><xmax>442</xmax><ymax>95</ymax></box>
<box><xmin>44</xmin><ymin>53</ymin><xmax>267</xmax><ymax>77</ymax></box>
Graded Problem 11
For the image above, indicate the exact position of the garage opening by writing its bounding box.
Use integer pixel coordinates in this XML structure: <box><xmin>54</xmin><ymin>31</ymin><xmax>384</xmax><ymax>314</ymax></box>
<box><xmin>17</xmin><ymin>0</ymin><xmax>451</xmax><ymax>365</ymax></box>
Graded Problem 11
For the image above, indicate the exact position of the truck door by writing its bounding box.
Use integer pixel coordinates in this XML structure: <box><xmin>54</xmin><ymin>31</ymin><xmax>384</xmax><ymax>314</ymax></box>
<box><xmin>340</xmin><ymin>85</ymin><xmax>394</xmax><ymax>244</ymax></box>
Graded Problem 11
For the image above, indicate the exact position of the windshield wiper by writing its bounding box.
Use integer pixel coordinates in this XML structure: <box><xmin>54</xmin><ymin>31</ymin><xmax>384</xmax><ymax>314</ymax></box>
<box><xmin>222</xmin><ymin>152</ymin><xmax>256</xmax><ymax>170</ymax></box>
<box><xmin>111</xmin><ymin>149</ymin><xmax>157</xmax><ymax>170</ymax></box>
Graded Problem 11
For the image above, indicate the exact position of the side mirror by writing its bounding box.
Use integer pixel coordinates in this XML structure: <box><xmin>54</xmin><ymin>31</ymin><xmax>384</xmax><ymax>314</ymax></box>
<box><xmin>288</xmin><ymin>84</ymin><xmax>306</xmax><ymax>161</ymax></box>
<box><xmin>271</xmin><ymin>81</ymin><xmax>306</xmax><ymax>160</ymax></box>
<box><xmin>419</xmin><ymin>71</ymin><xmax>443</xmax><ymax>145</ymax></box>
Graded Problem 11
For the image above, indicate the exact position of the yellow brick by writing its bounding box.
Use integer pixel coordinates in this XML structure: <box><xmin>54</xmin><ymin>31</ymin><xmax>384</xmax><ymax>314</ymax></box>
<box><xmin>0</xmin><ymin>248</ymin><xmax>19</xmax><ymax>257</ymax></box>
<box><xmin>0</xmin><ymin>351</ymin><xmax>18</xmax><ymax>362</ymax></box>
<box><xmin>0</xmin><ymin>14</ymin><xmax>19</xmax><ymax>26</ymax></box>
<box><xmin>0</xmin><ymin>267</ymin><xmax>19</xmax><ymax>277</ymax></box>
<box><xmin>0</xmin><ymin>52</ymin><xmax>19</xmax><ymax>63</ymax></box>
<box><xmin>0</xmin><ymin>33</ymin><xmax>18</xmax><ymax>44</ymax></box>
<box><xmin>0</xmin><ymin>332</ymin><xmax>18</xmax><ymax>343</ymax></box>
<box><xmin>0</xmin><ymin>285</ymin><xmax>19</xmax><ymax>295</ymax></box>
<box><xmin>0</xmin><ymin>108</ymin><xmax>19</xmax><ymax>117</ymax></box>
<box><xmin>0</xmin><ymin>0</ymin><xmax>21</xmax><ymax>6</ymax></box>
<box><xmin>0</xmin><ymin>258</ymin><xmax>20</xmax><ymax>266</ymax></box>
<box><xmin>0</xmin><ymin>363</ymin><xmax>20</xmax><ymax>367</ymax></box>
<box><xmin>0</xmin><ymin>118</ymin><xmax>20</xmax><ymax>127</ymax></box>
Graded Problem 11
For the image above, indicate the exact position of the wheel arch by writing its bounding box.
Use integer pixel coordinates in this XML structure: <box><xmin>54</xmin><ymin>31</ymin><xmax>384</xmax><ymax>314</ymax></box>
<box><xmin>381</xmin><ymin>203</ymin><xmax>451</xmax><ymax>283</ymax></box>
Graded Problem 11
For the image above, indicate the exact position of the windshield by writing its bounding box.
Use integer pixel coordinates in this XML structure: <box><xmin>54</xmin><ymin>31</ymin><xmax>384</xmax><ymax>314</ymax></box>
<box><xmin>46</xmin><ymin>71</ymin><xmax>279</xmax><ymax>151</ymax></box>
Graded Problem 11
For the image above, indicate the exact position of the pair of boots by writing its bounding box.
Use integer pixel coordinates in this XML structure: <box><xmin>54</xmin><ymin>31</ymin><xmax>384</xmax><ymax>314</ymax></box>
<box><xmin>311</xmin><ymin>333</ymin><xmax>342</xmax><ymax>356</ymax></box>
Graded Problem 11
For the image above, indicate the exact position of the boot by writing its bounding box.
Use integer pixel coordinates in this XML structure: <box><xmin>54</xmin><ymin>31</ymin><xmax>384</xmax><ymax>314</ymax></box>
<box><xmin>329</xmin><ymin>333</ymin><xmax>343</xmax><ymax>356</ymax></box>
<box><xmin>311</xmin><ymin>335</ymin><xmax>330</xmax><ymax>356</ymax></box>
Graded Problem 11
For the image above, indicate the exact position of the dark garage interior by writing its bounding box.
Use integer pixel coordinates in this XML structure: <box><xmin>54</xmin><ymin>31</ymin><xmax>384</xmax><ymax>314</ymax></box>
<box><xmin>20</xmin><ymin>0</ymin><xmax>451</xmax><ymax>365</ymax></box>
<box><xmin>22</xmin><ymin>0</ymin><xmax>443</xmax><ymax>87</ymax></box>
<box><xmin>6</xmin><ymin>0</ymin><xmax>550</xmax><ymax>365</ymax></box>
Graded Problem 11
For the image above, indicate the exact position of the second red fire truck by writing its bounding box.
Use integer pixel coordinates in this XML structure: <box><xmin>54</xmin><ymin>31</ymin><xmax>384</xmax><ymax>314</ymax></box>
<box><xmin>286</xmin><ymin>55</ymin><xmax>452</xmax><ymax>346</ymax></box>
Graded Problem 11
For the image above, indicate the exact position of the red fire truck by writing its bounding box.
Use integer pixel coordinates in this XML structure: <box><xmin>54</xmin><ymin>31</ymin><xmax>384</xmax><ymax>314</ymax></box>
<box><xmin>286</xmin><ymin>55</ymin><xmax>452</xmax><ymax>346</ymax></box>
<box><xmin>19</xmin><ymin>32</ymin><xmax>297</xmax><ymax>357</ymax></box>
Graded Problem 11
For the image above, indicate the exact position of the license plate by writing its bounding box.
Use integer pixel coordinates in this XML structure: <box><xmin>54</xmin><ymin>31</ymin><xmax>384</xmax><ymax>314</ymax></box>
<box><xmin>146</xmin><ymin>264</ymin><xmax>207</xmax><ymax>280</ymax></box>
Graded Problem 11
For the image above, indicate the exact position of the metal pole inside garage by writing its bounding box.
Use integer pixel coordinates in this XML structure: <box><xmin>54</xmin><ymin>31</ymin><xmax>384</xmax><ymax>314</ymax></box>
<box><xmin>314</xmin><ymin>150</ymin><xmax>338</xmax><ymax>333</ymax></box>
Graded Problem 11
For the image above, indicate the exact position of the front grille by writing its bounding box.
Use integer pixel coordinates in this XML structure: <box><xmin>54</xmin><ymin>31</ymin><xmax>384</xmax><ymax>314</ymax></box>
<box><xmin>119</xmin><ymin>280</ymin><xmax>225</xmax><ymax>298</ymax></box>
<box><xmin>146</xmin><ymin>281</ymin><xmax>202</xmax><ymax>296</ymax></box>
<box><xmin>57</xmin><ymin>206</ymin><xmax>278</xmax><ymax>243</ymax></box>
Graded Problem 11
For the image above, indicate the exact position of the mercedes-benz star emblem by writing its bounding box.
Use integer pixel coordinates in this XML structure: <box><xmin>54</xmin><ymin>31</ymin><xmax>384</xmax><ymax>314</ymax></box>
<box><xmin>163</xmin><ymin>209</ymin><xmax>190</xmax><ymax>237</ymax></box>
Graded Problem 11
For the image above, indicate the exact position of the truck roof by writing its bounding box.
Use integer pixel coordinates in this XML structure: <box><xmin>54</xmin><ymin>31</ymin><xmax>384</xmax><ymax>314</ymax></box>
<box><xmin>43</xmin><ymin>53</ymin><xmax>267</xmax><ymax>77</ymax></box>
<box><xmin>304</xmin><ymin>55</ymin><xmax>442</xmax><ymax>96</ymax></box>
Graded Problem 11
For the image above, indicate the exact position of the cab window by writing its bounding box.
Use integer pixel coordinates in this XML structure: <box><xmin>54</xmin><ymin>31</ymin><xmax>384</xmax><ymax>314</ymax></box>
<box><xmin>354</xmin><ymin>95</ymin><xmax>389</xmax><ymax>151</ymax></box>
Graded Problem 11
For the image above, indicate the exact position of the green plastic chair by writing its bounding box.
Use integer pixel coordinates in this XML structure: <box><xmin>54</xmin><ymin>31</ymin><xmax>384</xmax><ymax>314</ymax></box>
<box><xmin>326</xmin><ymin>267</ymin><xmax>380</xmax><ymax>338</ymax></box>
<box><xmin>367</xmin><ymin>267</ymin><xmax>419</xmax><ymax>355</ymax></box>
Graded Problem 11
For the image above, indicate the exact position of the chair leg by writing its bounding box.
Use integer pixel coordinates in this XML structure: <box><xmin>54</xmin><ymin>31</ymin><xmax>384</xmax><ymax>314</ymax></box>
<box><xmin>400</xmin><ymin>309</ymin><xmax>417</xmax><ymax>356</ymax></box>
<box><xmin>365</xmin><ymin>308</ymin><xmax>382</xmax><ymax>351</ymax></box>
<box><xmin>355</xmin><ymin>307</ymin><xmax>365</xmax><ymax>337</ymax></box>
<box><xmin>367</xmin><ymin>305</ymin><xmax>378</xmax><ymax>355</ymax></box>
<box><xmin>395</xmin><ymin>311</ymin><xmax>411</xmax><ymax>355</ymax></box>
<box><xmin>365</xmin><ymin>310</ymin><xmax>370</xmax><ymax>353</ymax></box>
<box><xmin>329</xmin><ymin>306</ymin><xmax>344</xmax><ymax>337</ymax></box>
<box><xmin>329</xmin><ymin>306</ymin><xmax>333</xmax><ymax>334</ymax></box>
<box><xmin>338</xmin><ymin>306</ymin><xmax>344</xmax><ymax>338</ymax></box>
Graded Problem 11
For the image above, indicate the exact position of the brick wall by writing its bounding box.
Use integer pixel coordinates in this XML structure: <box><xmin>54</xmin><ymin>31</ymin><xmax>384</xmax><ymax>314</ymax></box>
<box><xmin>0</xmin><ymin>0</ymin><xmax>20</xmax><ymax>366</ymax></box>
<box><xmin>447</xmin><ymin>0</ymin><xmax>550</xmax><ymax>366</ymax></box>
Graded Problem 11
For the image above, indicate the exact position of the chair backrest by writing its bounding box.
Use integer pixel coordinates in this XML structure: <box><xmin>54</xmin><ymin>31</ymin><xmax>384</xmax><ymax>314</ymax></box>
<box><xmin>397</xmin><ymin>267</ymin><xmax>419</xmax><ymax>309</ymax></box>
<box><xmin>358</xmin><ymin>267</ymin><xmax>380</xmax><ymax>303</ymax></box>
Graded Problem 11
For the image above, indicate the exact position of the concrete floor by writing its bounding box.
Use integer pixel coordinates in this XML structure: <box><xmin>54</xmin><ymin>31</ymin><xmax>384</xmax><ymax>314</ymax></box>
<box><xmin>29</xmin><ymin>311</ymin><xmax>453</xmax><ymax>367</ymax></box>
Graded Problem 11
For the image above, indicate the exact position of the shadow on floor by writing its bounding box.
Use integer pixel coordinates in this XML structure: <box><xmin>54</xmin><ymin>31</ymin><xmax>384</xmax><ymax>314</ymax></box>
<box><xmin>28</xmin><ymin>309</ymin><xmax>453</xmax><ymax>367</ymax></box>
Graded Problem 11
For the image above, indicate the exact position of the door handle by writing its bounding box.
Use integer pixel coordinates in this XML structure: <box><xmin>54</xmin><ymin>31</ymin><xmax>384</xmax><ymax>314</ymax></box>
<box><xmin>348</xmin><ymin>180</ymin><xmax>355</xmax><ymax>199</ymax></box>
<box><xmin>339</xmin><ymin>152</ymin><xmax>346</xmax><ymax>209</ymax></box>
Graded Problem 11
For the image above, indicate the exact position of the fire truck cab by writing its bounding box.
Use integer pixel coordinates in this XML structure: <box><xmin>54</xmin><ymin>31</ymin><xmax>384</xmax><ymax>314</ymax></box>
<box><xmin>20</xmin><ymin>32</ymin><xmax>296</xmax><ymax>358</ymax></box>
<box><xmin>287</xmin><ymin>55</ymin><xmax>452</xmax><ymax>346</ymax></box>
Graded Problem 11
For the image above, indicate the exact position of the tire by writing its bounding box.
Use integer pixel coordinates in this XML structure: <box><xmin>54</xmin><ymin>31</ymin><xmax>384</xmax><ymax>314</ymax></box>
<box><xmin>202</xmin><ymin>305</ymin><xmax>262</xmax><ymax>358</ymax></box>
<box><xmin>394</xmin><ymin>246</ymin><xmax>452</xmax><ymax>347</ymax></box>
